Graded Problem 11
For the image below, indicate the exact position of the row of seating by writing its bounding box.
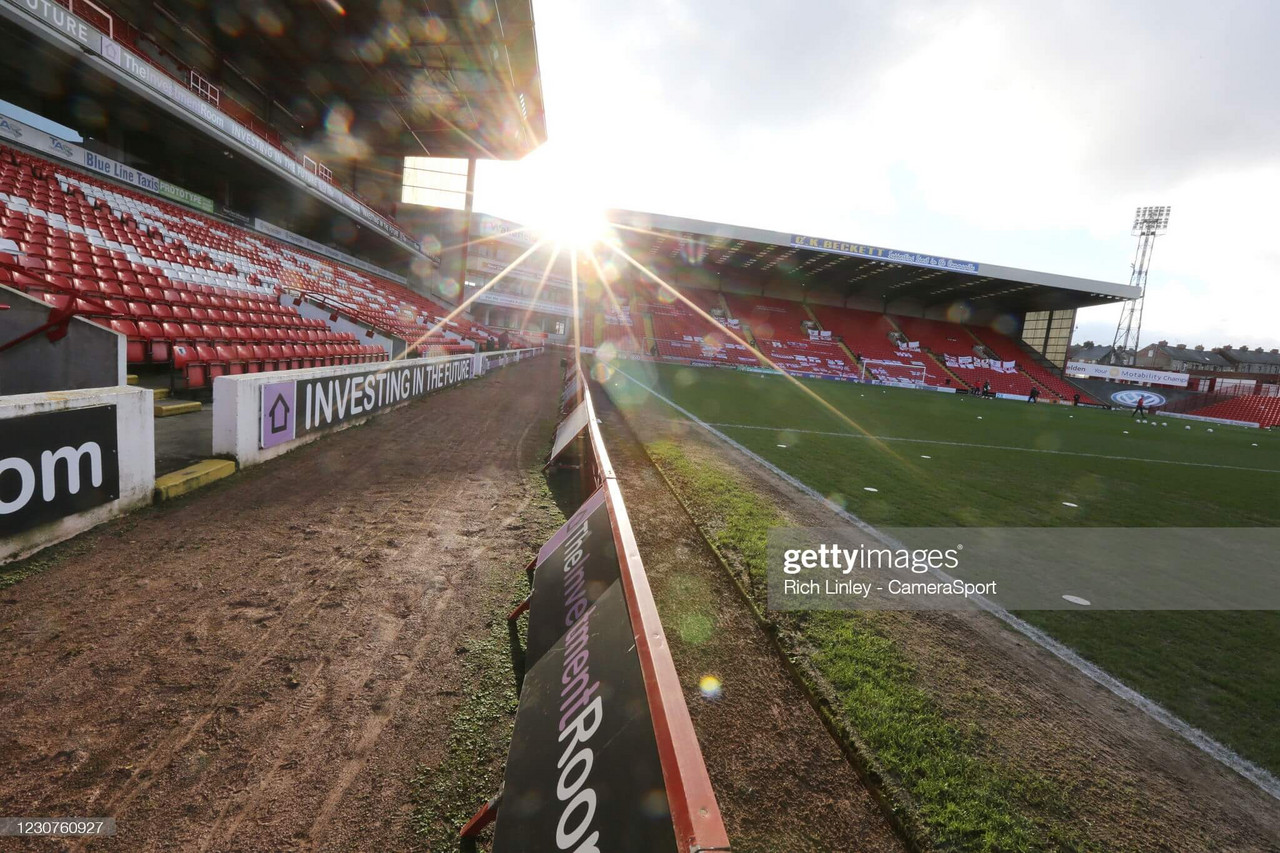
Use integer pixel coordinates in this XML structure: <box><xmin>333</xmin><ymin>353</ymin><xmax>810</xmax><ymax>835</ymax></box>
<box><xmin>581</xmin><ymin>284</ymin><xmax>1096</xmax><ymax>402</ymax></box>
<box><xmin>723</xmin><ymin>293</ymin><xmax>814</xmax><ymax>343</ymax></box>
<box><xmin>755</xmin><ymin>338</ymin><xmax>857</xmax><ymax>377</ymax></box>
<box><xmin>172</xmin><ymin>343</ymin><xmax>388</xmax><ymax>390</ymax></box>
<box><xmin>1184</xmin><ymin>394</ymin><xmax>1280</xmax><ymax>428</ymax></box>
<box><xmin>971</xmin><ymin>328</ymin><xmax>1089</xmax><ymax>401</ymax></box>
<box><xmin>1</xmin><ymin>143</ymin><xmax>503</xmax><ymax>392</ymax></box>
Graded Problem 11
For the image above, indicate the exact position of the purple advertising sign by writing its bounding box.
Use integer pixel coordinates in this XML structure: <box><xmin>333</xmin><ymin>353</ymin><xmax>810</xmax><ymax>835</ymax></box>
<box><xmin>260</xmin><ymin>381</ymin><xmax>296</xmax><ymax>449</ymax></box>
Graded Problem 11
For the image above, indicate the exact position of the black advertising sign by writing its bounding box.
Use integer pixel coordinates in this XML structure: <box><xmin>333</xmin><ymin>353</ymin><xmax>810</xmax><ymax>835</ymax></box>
<box><xmin>526</xmin><ymin>488</ymin><xmax>621</xmax><ymax>669</ymax></box>
<box><xmin>561</xmin><ymin>371</ymin><xmax>581</xmax><ymax>408</ymax></box>
<box><xmin>293</xmin><ymin>357</ymin><xmax>473</xmax><ymax>436</ymax></box>
<box><xmin>0</xmin><ymin>406</ymin><xmax>120</xmax><ymax>536</ymax></box>
<box><xmin>547</xmin><ymin>401</ymin><xmax>589</xmax><ymax>467</ymax></box>
<box><xmin>492</xmin><ymin>582</ymin><xmax>677</xmax><ymax>853</ymax></box>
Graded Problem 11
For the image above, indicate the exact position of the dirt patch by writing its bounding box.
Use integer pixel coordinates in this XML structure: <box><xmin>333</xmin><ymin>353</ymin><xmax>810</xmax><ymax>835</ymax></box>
<box><xmin>0</xmin><ymin>356</ymin><xmax>562</xmax><ymax>852</ymax></box>
<box><xmin>620</xmin><ymin>407</ymin><xmax>1280</xmax><ymax>852</ymax></box>
<box><xmin>595</xmin><ymin>398</ymin><xmax>906</xmax><ymax>852</ymax></box>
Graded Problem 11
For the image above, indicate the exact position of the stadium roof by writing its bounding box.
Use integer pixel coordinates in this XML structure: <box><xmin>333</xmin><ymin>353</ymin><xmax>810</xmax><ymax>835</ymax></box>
<box><xmin>103</xmin><ymin>0</ymin><xmax>546</xmax><ymax>160</ymax></box>
<box><xmin>608</xmin><ymin>210</ymin><xmax>1138</xmax><ymax>314</ymax></box>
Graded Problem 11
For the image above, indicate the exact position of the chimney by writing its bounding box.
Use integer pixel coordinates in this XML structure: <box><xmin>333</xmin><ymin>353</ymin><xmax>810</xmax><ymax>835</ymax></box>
<box><xmin>1174</xmin><ymin>343</ymin><xmax>1185</xmax><ymax>349</ymax></box>
<box><xmin>1194</xmin><ymin>345</ymin><xmax>1204</xmax><ymax>351</ymax></box>
<box><xmin>1271</xmin><ymin>349</ymin><xmax>1278</xmax><ymax>355</ymax></box>
<box><xmin>1157</xmin><ymin>340</ymin><xmax>1168</xmax><ymax>346</ymax></box>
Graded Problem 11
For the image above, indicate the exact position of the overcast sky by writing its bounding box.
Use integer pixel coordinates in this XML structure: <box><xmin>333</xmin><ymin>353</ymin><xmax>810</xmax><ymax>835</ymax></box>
<box><xmin>474</xmin><ymin>0</ymin><xmax>1279</xmax><ymax>349</ymax></box>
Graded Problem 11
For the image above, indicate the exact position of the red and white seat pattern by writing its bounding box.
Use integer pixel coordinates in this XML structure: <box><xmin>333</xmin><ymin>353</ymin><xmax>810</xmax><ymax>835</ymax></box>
<box><xmin>755</xmin><ymin>338</ymin><xmax>856</xmax><ymax>377</ymax></box>
<box><xmin>0</xmin><ymin>144</ymin><xmax>504</xmax><ymax>384</ymax></box>
<box><xmin>969</xmin><ymin>328</ymin><xmax>1092</xmax><ymax>401</ymax></box>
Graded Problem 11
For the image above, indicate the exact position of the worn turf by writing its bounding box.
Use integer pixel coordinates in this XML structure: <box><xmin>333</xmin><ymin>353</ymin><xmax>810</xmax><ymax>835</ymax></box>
<box><xmin>601</xmin><ymin>360</ymin><xmax>1280</xmax><ymax>775</ymax></box>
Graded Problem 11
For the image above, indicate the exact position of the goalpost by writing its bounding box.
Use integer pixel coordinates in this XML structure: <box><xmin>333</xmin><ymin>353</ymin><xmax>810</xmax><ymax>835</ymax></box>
<box><xmin>859</xmin><ymin>359</ymin><xmax>929</xmax><ymax>387</ymax></box>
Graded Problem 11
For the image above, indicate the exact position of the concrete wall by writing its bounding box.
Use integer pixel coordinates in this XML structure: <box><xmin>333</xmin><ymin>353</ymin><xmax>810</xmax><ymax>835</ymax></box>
<box><xmin>1</xmin><ymin>284</ymin><xmax>125</xmax><ymax>394</ymax></box>
<box><xmin>213</xmin><ymin>348</ymin><xmax>542</xmax><ymax>468</ymax></box>
<box><xmin>1</xmin><ymin>386</ymin><xmax>154</xmax><ymax>564</ymax></box>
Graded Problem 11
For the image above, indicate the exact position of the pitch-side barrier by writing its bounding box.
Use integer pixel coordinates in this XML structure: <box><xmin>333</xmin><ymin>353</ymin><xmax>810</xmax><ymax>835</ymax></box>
<box><xmin>460</xmin><ymin>359</ymin><xmax>731</xmax><ymax>852</ymax></box>
<box><xmin>212</xmin><ymin>348</ymin><xmax>543</xmax><ymax>468</ymax></box>
<box><xmin>1</xmin><ymin>385</ymin><xmax>154</xmax><ymax>563</ymax></box>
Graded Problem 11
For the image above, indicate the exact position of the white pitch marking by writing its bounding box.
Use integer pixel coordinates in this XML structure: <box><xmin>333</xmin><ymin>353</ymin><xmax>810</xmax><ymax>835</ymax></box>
<box><xmin>863</xmin><ymin>487</ymin><xmax>878</xmax><ymax>492</ymax></box>
<box><xmin>1062</xmin><ymin>594</ymin><xmax>1091</xmax><ymax>606</ymax></box>
<box><xmin>1062</xmin><ymin>502</ymin><xmax>1078</xmax><ymax>507</ymax></box>
<box><xmin>702</xmin><ymin>424</ymin><xmax>1279</xmax><ymax>474</ymax></box>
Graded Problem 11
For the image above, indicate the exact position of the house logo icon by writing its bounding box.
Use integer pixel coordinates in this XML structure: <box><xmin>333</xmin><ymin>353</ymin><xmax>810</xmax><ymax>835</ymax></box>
<box><xmin>260</xmin><ymin>382</ymin><xmax>296</xmax><ymax>449</ymax></box>
<box><xmin>268</xmin><ymin>393</ymin><xmax>290</xmax><ymax>434</ymax></box>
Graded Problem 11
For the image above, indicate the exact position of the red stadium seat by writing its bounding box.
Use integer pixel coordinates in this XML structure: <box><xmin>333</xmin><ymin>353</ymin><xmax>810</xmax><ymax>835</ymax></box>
<box><xmin>237</xmin><ymin>344</ymin><xmax>259</xmax><ymax>372</ymax></box>
<box><xmin>216</xmin><ymin>343</ymin><xmax>243</xmax><ymax>375</ymax></box>
<box><xmin>136</xmin><ymin>320</ymin><xmax>168</xmax><ymax>363</ymax></box>
<box><xmin>109</xmin><ymin>318</ymin><xmax>146</xmax><ymax>363</ymax></box>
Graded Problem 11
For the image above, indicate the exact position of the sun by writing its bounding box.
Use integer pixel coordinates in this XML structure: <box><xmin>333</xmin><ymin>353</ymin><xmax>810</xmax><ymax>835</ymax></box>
<box><xmin>529</xmin><ymin>200</ymin><xmax>614</xmax><ymax>249</ymax></box>
<box><xmin>480</xmin><ymin>141</ymin><xmax>616</xmax><ymax>249</ymax></box>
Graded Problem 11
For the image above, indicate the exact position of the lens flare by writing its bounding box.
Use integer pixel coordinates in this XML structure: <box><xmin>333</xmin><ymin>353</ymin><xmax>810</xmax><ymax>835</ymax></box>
<box><xmin>945</xmin><ymin>302</ymin><xmax>972</xmax><ymax>323</ymax></box>
<box><xmin>699</xmin><ymin>675</ymin><xmax>723</xmax><ymax>699</ymax></box>
<box><xmin>591</xmin><ymin>360</ymin><xmax>615</xmax><ymax>382</ymax></box>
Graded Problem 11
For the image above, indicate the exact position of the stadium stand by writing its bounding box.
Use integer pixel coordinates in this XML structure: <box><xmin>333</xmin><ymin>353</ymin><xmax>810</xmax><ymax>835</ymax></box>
<box><xmin>0</xmin><ymin>143</ymin><xmax>507</xmax><ymax>388</ymax></box>
<box><xmin>970</xmin><ymin>326</ymin><xmax>1093</xmax><ymax>401</ymax></box>
<box><xmin>1181</xmin><ymin>394</ymin><xmax>1280</xmax><ymax>428</ymax></box>
<box><xmin>719</xmin><ymin>293</ymin><xmax>856</xmax><ymax>377</ymax></box>
<box><xmin>808</xmin><ymin>304</ymin><xmax>929</xmax><ymax>383</ymax></box>
<box><xmin>754</xmin><ymin>337</ymin><xmax>856</xmax><ymax>378</ymax></box>
<box><xmin>721</xmin><ymin>293</ymin><xmax>810</xmax><ymax>341</ymax></box>
<box><xmin>893</xmin><ymin>315</ymin><xmax>1029</xmax><ymax>395</ymax></box>
<box><xmin>583</xmin><ymin>285</ymin><xmax>1102</xmax><ymax>398</ymax></box>
<box><xmin>594</xmin><ymin>299</ymin><xmax>646</xmax><ymax>353</ymax></box>
<box><xmin>47</xmin><ymin>0</ymin><xmax>401</xmax><ymax>232</ymax></box>
<box><xmin>634</xmin><ymin>287</ymin><xmax>754</xmax><ymax>366</ymax></box>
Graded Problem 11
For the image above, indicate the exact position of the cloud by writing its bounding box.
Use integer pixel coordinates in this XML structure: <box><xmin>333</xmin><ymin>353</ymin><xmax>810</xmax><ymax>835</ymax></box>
<box><xmin>475</xmin><ymin>0</ymin><xmax>1280</xmax><ymax>348</ymax></box>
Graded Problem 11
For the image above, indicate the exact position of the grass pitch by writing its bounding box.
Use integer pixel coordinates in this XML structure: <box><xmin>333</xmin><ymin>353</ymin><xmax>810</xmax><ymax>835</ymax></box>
<box><xmin>601</xmin><ymin>360</ymin><xmax>1280</xmax><ymax>776</ymax></box>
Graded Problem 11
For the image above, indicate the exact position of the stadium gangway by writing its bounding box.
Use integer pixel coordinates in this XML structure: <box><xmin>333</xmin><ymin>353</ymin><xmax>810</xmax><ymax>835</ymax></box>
<box><xmin>460</xmin><ymin>360</ymin><xmax>731</xmax><ymax>852</ymax></box>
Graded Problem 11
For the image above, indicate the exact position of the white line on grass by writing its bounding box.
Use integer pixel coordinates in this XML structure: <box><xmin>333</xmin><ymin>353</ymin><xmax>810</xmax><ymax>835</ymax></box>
<box><xmin>703</xmin><ymin>423</ymin><xmax>1280</xmax><ymax>474</ymax></box>
<box><xmin>612</xmin><ymin>367</ymin><xmax>1280</xmax><ymax>800</ymax></box>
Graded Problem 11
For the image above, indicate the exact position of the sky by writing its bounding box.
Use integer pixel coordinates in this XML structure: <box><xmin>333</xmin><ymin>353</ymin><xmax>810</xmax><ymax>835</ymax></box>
<box><xmin>472</xmin><ymin>0</ymin><xmax>1279</xmax><ymax>350</ymax></box>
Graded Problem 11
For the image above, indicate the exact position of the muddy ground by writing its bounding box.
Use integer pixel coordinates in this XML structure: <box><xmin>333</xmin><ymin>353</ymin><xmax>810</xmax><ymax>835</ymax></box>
<box><xmin>6</xmin><ymin>348</ymin><xmax>1273</xmax><ymax>852</ymax></box>
<box><xmin>0</xmin><ymin>356</ymin><xmax>562</xmax><ymax>852</ymax></box>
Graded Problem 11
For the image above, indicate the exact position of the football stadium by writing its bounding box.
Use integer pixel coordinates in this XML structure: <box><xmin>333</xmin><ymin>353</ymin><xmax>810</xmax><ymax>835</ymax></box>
<box><xmin>0</xmin><ymin>1</ymin><xmax>1277</xmax><ymax>851</ymax></box>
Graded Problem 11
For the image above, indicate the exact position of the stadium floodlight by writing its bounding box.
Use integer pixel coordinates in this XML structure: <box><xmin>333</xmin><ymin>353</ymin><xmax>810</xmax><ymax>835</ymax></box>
<box><xmin>1113</xmin><ymin>205</ymin><xmax>1172</xmax><ymax>363</ymax></box>
<box><xmin>1132</xmin><ymin>205</ymin><xmax>1171</xmax><ymax>236</ymax></box>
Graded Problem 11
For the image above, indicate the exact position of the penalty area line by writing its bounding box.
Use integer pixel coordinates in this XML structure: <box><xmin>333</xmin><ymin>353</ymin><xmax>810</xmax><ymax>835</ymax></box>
<box><xmin>706</xmin><ymin>423</ymin><xmax>1280</xmax><ymax>475</ymax></box>
<box><xmin>611</xmin><ymin>366</ymin><xmax>1280</xmax><ymax>801</ymax></box>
